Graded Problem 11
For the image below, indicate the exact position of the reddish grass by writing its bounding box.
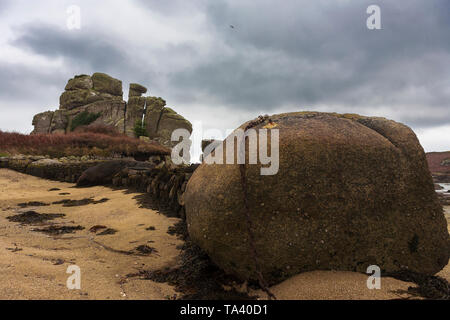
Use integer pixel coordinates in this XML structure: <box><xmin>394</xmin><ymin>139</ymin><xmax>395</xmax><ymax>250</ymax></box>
<box><xmin>426</xmin><ymin>151</ymin><xmax>450</xmax><ymax>174</ymax></box>
<box><xmin>0</xmin><ymin>130</ymin><xmax>170</xmax><ymax>158</ymax></box>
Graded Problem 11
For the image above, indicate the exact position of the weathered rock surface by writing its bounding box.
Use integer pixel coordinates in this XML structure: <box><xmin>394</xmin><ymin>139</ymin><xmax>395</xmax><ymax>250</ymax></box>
<box><xmin>60</xmin><ymin>89</ymin><xmax>100</xmax><ymax>110</ymax></box>
<box><xmin>144</xmin><ymin>98</ymin><xmax>192</xmax><ymax>147</ymax></box>
<box><xmin>65</xmin><ymin>74</ymin><xmax>93</xmax><ymax>91</ymax></box>
<box><xmin>32</xmin><ymin>111</ymin><xmax>54</xmax><ymax>134</ymax></box>
<box><xmin>77</xmin><ymin>160</ymin><xmax>153</xmax><ymax>187</ymax></box>
<box><xmin>145</xmin><ymin>97</ymin><xmax>166</xmax><ymax>137</ymax></box>
<box><xmin>67</xmin><ymin>100</ymin><xmax>127</xmax><ymax>134</ymax></box>
<box><xmin>125</xmin><ymin>96</ymin><xmax>146</xmax><ymax>137</ymax></box>
<box><xmin>31</xmin><ymin>73</ymin><xmax>192</xmax><ymax>146</ymax></box>
<box><xmin>157</xmin><ymin>107</ymin><xmax>193</xmax><ymax>145</ymax></box>
<box><xmin>49</xmin><ymin>110</ymin><xmax>68</xmax><ymax>134</ymax></box>
<box><xmin>184</xmin><ymin>112</ymin><xmax>450</xmax><ymax>284</ymax></box>
<box><xmin>91</xmin><ymin>72</ymin><xmax>123</xmax><ymax>96</ymax></box>
<box><xmin>129</xmin><ymin>83</ymin><xmax>147</xmax><ymax>98</ymax></box>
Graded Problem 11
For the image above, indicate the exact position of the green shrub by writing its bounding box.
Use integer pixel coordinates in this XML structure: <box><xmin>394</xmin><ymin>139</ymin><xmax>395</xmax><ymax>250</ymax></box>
<box><xmin>70</xmin><ymin>111</ymin><xmax>101</xmax><ymax>131</ymax></box>
<box><xmin>133</xmin><ymin>119</ymin><xmax>148</xmax><ymax>138</ymax></box>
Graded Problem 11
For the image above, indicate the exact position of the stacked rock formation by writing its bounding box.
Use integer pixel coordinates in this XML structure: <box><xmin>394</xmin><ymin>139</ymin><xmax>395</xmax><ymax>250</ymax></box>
<box><xmin>32</xmin><ymin>73</ymin><xmax>192</xmax><ymax>147</ymax></box>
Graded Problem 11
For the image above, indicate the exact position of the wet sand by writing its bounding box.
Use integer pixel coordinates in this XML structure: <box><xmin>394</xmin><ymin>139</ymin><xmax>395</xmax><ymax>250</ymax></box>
<box><xmin>0</xmin><ymin>169</ymin><xmax>448</xmax><ymax>300</ymax></box>
<box><xmin>0</xmin><ymin>169</ymin><xmax>182</xmax><ymax>300</ymax></box>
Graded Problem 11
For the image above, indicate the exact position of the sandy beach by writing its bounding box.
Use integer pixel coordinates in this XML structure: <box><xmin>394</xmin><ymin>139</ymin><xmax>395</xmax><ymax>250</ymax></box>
<box><xmin>0</xmin><ymin>169</ymin><xmax>181</xmax><ymax>300</ymax></box>
<box><xmin>0</xmin><ymin>168</ymin><xmax>448</xmax><ymax>300</ymax></box>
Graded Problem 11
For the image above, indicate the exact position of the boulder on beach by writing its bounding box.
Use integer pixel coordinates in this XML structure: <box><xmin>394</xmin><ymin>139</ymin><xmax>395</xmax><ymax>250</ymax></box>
<box><xmin>76</xmin><ymin>160</ymin><xmax>154</xmax><ymax>187</ymax></box>
<box><xmin>184</xmin><ymin>112</ymin><xmax>450</xmax><ymax>284</ymax></box>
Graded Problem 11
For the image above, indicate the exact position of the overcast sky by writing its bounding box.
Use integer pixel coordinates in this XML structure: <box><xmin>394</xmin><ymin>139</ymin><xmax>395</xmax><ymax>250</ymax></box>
<box><xmin>0</xmin><ymin>0</ymin><xmax>449</xmax><ymax>152</ymax></box>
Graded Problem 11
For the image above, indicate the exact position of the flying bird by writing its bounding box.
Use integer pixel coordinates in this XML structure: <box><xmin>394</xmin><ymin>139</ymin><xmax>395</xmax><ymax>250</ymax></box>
<box><xmin>230</xmin><ymin>25</ymin><xmax>235</xmax><ymax>29</ymax></box>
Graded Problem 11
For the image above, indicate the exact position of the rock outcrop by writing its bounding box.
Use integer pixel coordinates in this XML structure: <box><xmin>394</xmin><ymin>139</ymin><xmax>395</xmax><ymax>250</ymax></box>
<box><xmin>129</xmin><ymin>83</ymin><xmax>147</xmax><ymax>98</ymax></box>
<box><xmin>76</xmin><ymin>160</ymin><xmax>153</xmax><ymax>187</ymax></box>
<box><xmin>125</xmin><ymin>96</ymin><xmax>146</xmax><ymax>137</ymax></box>
<box><xmin>144</xmin><ymin>97</ymin><xmax>192</xmax><ymax>147</ymax></box>
<box><xmin>31</xmin><ymin>73</ymin><xmax>192</xmax><ymax>147</ymax></box>
<box><xmin>59</xmin><ymin>73</ymin><xmax>123</xmax><ymax>111</ymax></box>
<box><xmin>184</xmin><ymin>112</ymin><xmax>450</xmax><ymax>284</ymax></box>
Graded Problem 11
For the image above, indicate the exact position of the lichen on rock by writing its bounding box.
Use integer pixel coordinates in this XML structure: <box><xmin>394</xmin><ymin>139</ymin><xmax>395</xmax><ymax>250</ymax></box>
<box><xmin>31</xmin><ymin>72</ymin><xmax>192</xmax><ymax>147</ymax></box>
<box><xmin>91</xmin><ymin>72</ymin><xmax>123</xmax><ymax>97</ymax></box>
<box><xmin>184</xmin><ymin>111</ymin><xmax>450</xmax><ymax>284</ymax></box>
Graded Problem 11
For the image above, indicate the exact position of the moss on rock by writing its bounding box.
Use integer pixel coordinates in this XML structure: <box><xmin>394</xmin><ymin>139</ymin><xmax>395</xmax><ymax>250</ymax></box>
<box><xmin>92</xmin><ymin>72</ymin><xmax>123</xmax><ymax>97</ymax></box>
<box><xmin>185</xmin><ymin>111</ymin><xmax>450</xmax><ymax>284</ymax></box>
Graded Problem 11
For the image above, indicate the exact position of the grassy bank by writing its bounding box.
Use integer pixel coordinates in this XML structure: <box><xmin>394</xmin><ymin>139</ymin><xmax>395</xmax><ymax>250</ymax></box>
<box><xmin>0</xmin><ymin>128</ymin><xmax>170</xmax><ymax>158</ymax></box>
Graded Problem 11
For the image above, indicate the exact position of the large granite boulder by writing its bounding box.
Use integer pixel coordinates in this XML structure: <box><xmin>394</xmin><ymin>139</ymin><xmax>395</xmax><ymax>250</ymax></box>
<box><xmin>184</xmin><ymin>112</ymin><xmax>450</xmax><ymax>284</ymax></box>
<box><xmin>60</xmin><ymin>73</ymin><xmax>124</xmax><ymax>110</ymax></box>
<box><xmin>144</xmin><ymin>97</ymin><xmax>192</xmax><ymax>147</ymax></box>
<box><xmin>31</xmin><ymin>111</ymin><xmax>54</xmax><ymax>134</ymax></box>
<box><xmin>129</xmin><ymin>83</ymin><xmax>147</xmax><ymax>98</ymax></box>
<box><xmin>92</xmin><ymin>72</ymin><xmax>123</xmax><ymax>97</ymax></box>
<box><xmin>65</xmin><ymin>74</ymin><xmax>93</xmax><ymax>91</ymax></box>
<box><xmin>77</xmin><ymin>160</ymin><xmax>153</xmax><ymax>186</ymax></box>
<box><xmin>54</xmin><ymin>73</ymin><xmax>126</xmax><ymax>131</ymax></box>
<box><xmin>59</xmin><ymin>89</ymin><xmax>103</xmax><ymax>110</ymax></box>
<box><xmin>156</xmin><ymin>107</ymin><xmax>192</xmax><ymax>146</ymax></box>
<box><xmin>145</xmin><ymin>97</ymin><xmax>167</xmax><ymax>137</ymax></box>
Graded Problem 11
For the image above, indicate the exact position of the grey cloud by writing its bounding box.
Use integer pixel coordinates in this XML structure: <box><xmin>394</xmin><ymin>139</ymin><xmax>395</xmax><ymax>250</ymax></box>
<box><xmin>0</xmin><ymin>62</ymin><xmax>65</xmax><ymax>103</ymax></box>
<box><xmin>12</xmin><ymin>23</ymin><xmax>127</xmax><ymax>73</ymax></box>
<box><xmin>0</xmin><ymin>0</ymin><xmax>449</xmax><ymax>139</ymax></box>
<box><xmin>134</xmin><ymin>0</ymin><xmax>205</xmax><ymax>15</ymax></box>
<box><xmin>0</xmin><ymin>0</ymin><xmax>11</xmax><ymax>14</ymax></box>
<box><xmin>167</xmin><ymin>0</ymin><xmax>450</xmax><ymax>128</ymax></box>
<box><xmin>8</xmin><ymin>22</ymin><xmax>164</xmax><ymax>97</ymax></box>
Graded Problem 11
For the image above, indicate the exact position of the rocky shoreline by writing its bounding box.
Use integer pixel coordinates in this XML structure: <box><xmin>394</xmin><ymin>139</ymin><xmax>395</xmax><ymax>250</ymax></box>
<box><xmin>0</xmin><ymin>166</ymin><xmax>448</xmax><ymax>300</ymax></box>
<box><xmin>0</xmin><ymin>155</ymin><xmax>197</xmax><ymax>220</ymax></box>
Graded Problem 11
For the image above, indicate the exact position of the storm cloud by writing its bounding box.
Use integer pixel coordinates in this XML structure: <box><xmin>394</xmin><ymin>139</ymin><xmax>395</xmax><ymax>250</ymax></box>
<box><xmin>0</xmin><ymin>0</ymin><xmax>449</xmax><ymax>151</ymax></box>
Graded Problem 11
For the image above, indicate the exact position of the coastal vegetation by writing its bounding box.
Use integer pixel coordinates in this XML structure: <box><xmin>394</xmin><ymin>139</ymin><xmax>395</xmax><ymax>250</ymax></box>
<box><xmin>0</xmin><ymin>127</ymin><xmax>169</xmax><ymax>158</ymax></box>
